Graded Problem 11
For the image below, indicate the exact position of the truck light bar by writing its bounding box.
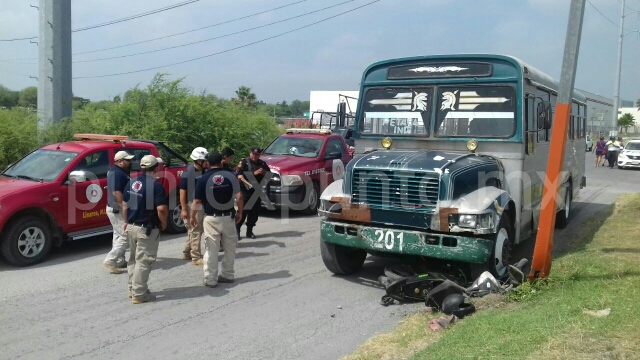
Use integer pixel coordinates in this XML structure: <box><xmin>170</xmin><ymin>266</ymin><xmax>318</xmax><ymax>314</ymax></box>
<box><xmin>73</xmin><ymin>134</ymin><xmax>129</xmax><ymax>142</ymax></box>
<box><xmin>286</xmin><ymin>128</ymin><xmax>331</xmax><ymax>135</ymax></box>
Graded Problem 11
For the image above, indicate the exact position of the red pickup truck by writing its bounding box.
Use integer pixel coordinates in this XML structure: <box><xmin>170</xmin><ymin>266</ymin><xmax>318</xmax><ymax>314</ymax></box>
<box><xmin>261</xmin><ymin>129</ymin><xmax>353</xmax><ymax>214</ymax></box>
<box><xmin>0</xmin><ymin>134</ymin><xmax>188</xmax><ymax>266</ymax></box>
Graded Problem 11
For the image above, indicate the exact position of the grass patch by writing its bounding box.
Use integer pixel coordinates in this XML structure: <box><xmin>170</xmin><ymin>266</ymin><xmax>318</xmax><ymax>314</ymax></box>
<box><xmin>343</xmin><ymin>194</ymin><xmax>640</xmax><ymax>360</ymax></box>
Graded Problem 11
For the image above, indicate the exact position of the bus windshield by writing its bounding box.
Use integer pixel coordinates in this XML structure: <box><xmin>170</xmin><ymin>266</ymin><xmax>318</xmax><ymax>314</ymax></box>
<box><xmin>359</xmin><ymin>87</ymin><xmax>432</xmax><ymax>136</ymax></box>
<box><xmin>435</xmin><ymin>85</ymin><xmax>516</xmax><ymax>138</ymax></box>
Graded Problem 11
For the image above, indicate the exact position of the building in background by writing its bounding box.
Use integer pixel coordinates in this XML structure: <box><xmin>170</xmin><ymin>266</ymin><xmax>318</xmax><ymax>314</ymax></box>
<box><xmin>576</xmin><ymin>89</ymin><xmax>614</xmax><ymax>135</ymax></box>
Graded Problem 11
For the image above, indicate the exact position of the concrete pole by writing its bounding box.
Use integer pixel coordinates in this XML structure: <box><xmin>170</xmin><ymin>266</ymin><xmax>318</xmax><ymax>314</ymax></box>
<box><xmin>612</xmin><ymin>0</ymin><xmax>625</xmax><ymax>133</ymax></box>
<box><xmin>37</xmin><ymin>0</ymin><xmax>72</xmax><ymax>144</ymax></box>
<box><xmin>529</xmin><ymin>0</ymin><xmax>586</xmax><ymax>280</ymax></box>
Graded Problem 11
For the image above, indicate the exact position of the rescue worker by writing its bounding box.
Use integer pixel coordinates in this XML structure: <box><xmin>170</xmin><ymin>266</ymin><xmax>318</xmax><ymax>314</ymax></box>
<box><xmin>236</xmin><ymin>147</ymin><xmax>270</xmax><ymax>240</ymax></box>
<box><xmin>103</xmin><ymin>150</ymin><xmax>134</xmax><ymax>274</ymax></box>
<box><xmin>180</xmin><ymin>147</ymin><xmax>209</xmax><ymax>266</ymax></box>
<box><xmin>192</xmin><ymin>151</ymin><xmax>244</xmax><ymax>288</ymax></box>
<box><xmin>122</xmin><ymin>155</ymin><xmax>168</xmax><ymax>304</ymax></box>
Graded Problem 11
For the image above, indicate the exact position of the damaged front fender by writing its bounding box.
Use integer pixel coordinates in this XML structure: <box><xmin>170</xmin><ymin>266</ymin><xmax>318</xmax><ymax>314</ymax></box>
<box><xmin>432</xmin><ymin>186</ymin><xmax>513</xmax><ymax>234</ymax></box>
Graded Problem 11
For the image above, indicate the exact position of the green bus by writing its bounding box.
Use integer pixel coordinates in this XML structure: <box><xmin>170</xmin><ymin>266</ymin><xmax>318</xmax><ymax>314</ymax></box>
<box><xmin>318</xmin><ymin>54</ymin><xmax>587</xmax><ymax>277</ymax></box>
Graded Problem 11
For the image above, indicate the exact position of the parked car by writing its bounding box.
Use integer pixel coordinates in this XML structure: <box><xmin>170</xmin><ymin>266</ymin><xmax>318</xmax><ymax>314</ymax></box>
<box><xmin>617</xmin><ymin>139</ymin><xmax>640</xmax><ymax>169</ymax></box>
<box><xmin>260</xmin><ymin>129</ymin><xmax>353</xmax><ymax>214</ymax></box>
<box><xmin>0</xmin><ymin>134</ymin><xmax>188</xmax><ymax>266</ymax></box>
<box><xmin>585</xmin><ymin>135</ymin><xmax>593</xmax><ymax>152</ymax></box>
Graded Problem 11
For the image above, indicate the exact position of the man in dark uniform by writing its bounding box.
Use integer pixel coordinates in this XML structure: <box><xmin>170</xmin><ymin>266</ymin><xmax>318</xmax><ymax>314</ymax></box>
<box><xmin>180</xmin><ymin>147</ymin><xmax>209</xmax><ymax>265</ymax></box>
<box><xmin>122</xmin><ymin>155</ymin><xmax>168</xmax><ymax>304</ymax></box>
<box><xmin>236</xmin><ymin>147</ymin><xmax>270</xmax><ymax>239</ymax></box>
<box><xmin>192</xmin><ymin>151</ymin><xmax>244</xmax><ymax>288</ymax></box>
<box><xmin>103</xmin><ymin>150</ymin><xmax>134</xmax><ymax>274</ymax></box>
<box><xmin>221</xmin><ymin>147</ymin><xmax>235</xmax><ymax>172</ymax></box>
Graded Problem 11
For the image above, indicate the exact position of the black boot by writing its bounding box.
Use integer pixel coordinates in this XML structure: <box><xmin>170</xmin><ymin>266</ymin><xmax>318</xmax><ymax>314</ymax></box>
<box><xmin>246</xmin><ymin>226</ymin><xmax>256</xmax><ymax>239</ymax></box>
<box><xmin>236</xmin><ymin>225</ymin><xmax>242</xmax><ymax>241</ymax></box>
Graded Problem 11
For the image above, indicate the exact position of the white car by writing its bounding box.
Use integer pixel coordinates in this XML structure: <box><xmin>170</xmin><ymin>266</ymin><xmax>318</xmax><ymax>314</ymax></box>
<box><xmin>585</xmin><ymin>135</ymin><xmax>593</xmax><ymax>152</ymax></box>
<box><xmin>617</xmin><ymin>140</ymin><xmax>640</xmax><ymax>169</ymax></box>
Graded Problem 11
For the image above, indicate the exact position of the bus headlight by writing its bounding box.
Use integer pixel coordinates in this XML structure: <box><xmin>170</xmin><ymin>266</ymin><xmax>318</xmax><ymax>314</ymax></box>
<box><xmin>450</xmin><ymin>213</ymin><xmax>494</xmax><ymax>230</ymax></box>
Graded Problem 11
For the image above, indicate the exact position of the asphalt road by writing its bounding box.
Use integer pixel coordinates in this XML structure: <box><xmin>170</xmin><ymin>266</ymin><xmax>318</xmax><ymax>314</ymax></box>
<box><xmin>1</xmin><ymin>152</ymin><xmax>639</xmax><ymax>360</ymax></box>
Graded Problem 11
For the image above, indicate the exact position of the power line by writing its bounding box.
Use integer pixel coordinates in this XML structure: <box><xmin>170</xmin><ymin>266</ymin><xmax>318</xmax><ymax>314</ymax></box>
<box><xmin>0</xmin><ymin>0</ymin><xmax>200</xmax><ymax>42</ymax></box>
<box><xmin>74</xmin><ymin>0</ymin><xmax>309</xmax><ymax>56</ymax></box>
<box><xmin>0</xmin><ymin>0</ymin><xmax>309</xmax><ymax>62</ymax></box>
<box><xmin>587</xmin><ymin>0</ymin><xmax>637</xmax><ymax>32</ymax></box>
<box><xmin>618</xmin><ymin>0</ymin><xmax>639</xmax><ymax>12</ymax></box>
<box><xmin>0</xmin><ymin>69</ymin><xmax>34</xmax><ymax>77</ymax></box>
<box><xmin>73</xmin><ymin>0</ymin><xmax>380</xmax><ymax>79</ymax></box>
<box><xmin>73</xmin><ymin>0</ymin><xmax>355</xmax><ymax>64</ymax></box>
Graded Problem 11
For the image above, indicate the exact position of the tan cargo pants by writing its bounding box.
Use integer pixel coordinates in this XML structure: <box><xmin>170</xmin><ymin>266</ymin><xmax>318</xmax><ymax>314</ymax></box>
<box><xmin>202</xmin><ymin>214</ymin><xmax>237</xmax><ymax>286</ymax></box>
<box><xmin>127</xmin><ymin>225</ymin><xmax>160</xmax><ymax>299</ymax></box>
<box><xmin>183</xmin><ymin>207</ymin><xmax>204</xmax><ymax>260</ymax></box>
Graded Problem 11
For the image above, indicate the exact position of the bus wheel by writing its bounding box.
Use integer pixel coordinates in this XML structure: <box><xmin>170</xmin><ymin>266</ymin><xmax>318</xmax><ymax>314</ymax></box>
<box><xmin>320</xmin><ymin>240</ymin><xmax>367</xmax><ymax>275</ymax></box>
<box><xmin>555</xmin><ymin>186</ymin><xmax>571</xmax><ymax>229</ymax></box>
<box><xmin>471</xmin><ymin>213</ymin><xmax>513</xmax><ymax>279</ymax></box>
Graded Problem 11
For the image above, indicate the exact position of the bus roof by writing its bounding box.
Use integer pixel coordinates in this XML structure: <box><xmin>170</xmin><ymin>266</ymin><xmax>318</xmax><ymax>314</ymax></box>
<box><xmin>361</xmin><ymin>54</ymin><xmax>586</xmax><ymax>103</ymax></box>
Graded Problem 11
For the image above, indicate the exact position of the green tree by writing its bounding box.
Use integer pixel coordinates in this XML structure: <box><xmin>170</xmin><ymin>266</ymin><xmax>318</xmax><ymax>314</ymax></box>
<box><xmin>289</xmin><ymin>100</ymin><xmax>309</xmax><ymax>116</ymax></box>
<box><xmin>0</xmin><ymin>85</ymin><xmax>19</xmax><ymax>108</ymax></box>
<box><xmin>618</xmin><ymin>113</ymin><xmax>636</xmax><ymax>133</ymax></box>
<box><xmin>233</xmin><ymin>86</ymin><xmax>257</xmax><ymax>108</ymax></box>
<box><xmin>113</xmin><ymin>95</ymin><xmax>121</xmax><ymax>104</ymax></box>
<box><xmin>18</xmin><ymin>86</ymin><xmax>37</xmax><ymax>108</ymax></box>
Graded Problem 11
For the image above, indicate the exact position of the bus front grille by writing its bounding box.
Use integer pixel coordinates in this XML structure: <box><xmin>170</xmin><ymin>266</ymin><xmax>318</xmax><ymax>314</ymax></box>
<box><xmin>351</xmin><ymin>170</ymin><xmax>440</xmax><ymax>212</ymax></box>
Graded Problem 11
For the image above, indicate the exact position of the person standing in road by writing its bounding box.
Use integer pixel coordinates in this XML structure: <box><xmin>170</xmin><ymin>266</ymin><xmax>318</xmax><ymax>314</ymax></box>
<box><xmin>593</xmin><ymin>136</ymin><xmax>606</xmax><ymax>168</ymax></box>
<box><xmin>605</xmin><ymin>136</ymin><xmax>622</xmax><ymax>169</ymax></box>
<box><xmin>236</xmin><ymin>147</ymin><xmax>270</xmax><ymax>240</ymax></box>
<box><xmin>192</xmin><ymin>151</ymin><xmax>244</xmax><ymax>288</ymax></box>
<box><xmin>180</xmin><ymin>147</ymin><xmax>209</xmax><ymax>266</ymax></box>
<box><xmin>103</xmin><ymin>150</ymin><xmax>135</xmax><ymax>274</ymax></box>
<box><xmin>122</xmin><ymin>155</ymin><xmax>168</xmax><ymax>304</ymax></box>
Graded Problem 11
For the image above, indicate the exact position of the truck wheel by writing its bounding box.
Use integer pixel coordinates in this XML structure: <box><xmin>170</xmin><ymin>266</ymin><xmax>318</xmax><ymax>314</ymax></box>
<box><xmin>320</xmin><ymin>240</ymin><xmax>367</xmax><ymax>275</ymax></box>
<box><xmin>302</xmin><ymin>182</ymin><xmax>320</xmax><ymax>215</ymax></box>
<box><xmin>1</xmin><ymin>216</ymin><xmax>53</xmax><ymax>266</ymax></box>
<box><xmin>165</xmin><ymin>202</ymin><xmax>186</xmax><ymax>234</ymax></box>
<box><xmin>471</xmin><ymin>213</ymin><xmax>513</xmax><ymax>279</ymax></box>
<box><xmin>555</xmin><ymin>186</ymin><xmax>571</xmax><ymax>229</ymax></box>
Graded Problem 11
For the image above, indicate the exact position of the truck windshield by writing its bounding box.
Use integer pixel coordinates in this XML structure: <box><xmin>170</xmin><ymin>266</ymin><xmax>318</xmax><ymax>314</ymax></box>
<box><xmin>435</xmin><ymin>85</ymin><xmax>516</xmax><ymax>138</ymax></box>
<box><xmin>359</xmin><ymin>87</ymin><xmax>433</xmax><ymax>136</ymax></box>
<box><xmin>2</xmin><ymin>150</ymin><xmax>79</xmax><ymax>182</ymax></box>
<box><xmin>263</xmin><ymin>137</ymin><xmax>324</xmax><ymax>158</ymax></box>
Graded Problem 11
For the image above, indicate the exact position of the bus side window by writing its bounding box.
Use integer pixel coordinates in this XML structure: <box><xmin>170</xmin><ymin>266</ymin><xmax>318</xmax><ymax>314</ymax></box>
<box><xmin>536</xmin><ymin>89</ymin><xmax>550</xmax><ymax>142</ymax></box>
<box><xmin>525</xmin><ymin>95</ymin><xmax>535</xmax><ymax>155</ymax></box>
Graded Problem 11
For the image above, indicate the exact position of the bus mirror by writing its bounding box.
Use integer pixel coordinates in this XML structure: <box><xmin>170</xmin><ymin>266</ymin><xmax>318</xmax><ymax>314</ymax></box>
<box><xmin>537</xmin><ymin>101</ymin><xmax>552</xmax><ymax>130</ymax></box>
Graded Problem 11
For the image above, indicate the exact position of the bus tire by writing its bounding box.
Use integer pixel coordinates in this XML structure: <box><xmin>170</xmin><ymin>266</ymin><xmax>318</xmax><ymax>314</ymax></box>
<box><xmin>555</xmin><ymin>186</ymin><xmax>571</xmax><ymax>229</ymax></box>
<box><xmin>471</xmin><ymin>213</ymin><xmax>513</xmax><ymax>279</ymax></box>
<box><xmin>320</xmin><ymin>240</ymin><xmax>367</xmax><ymax>275</ymax></box>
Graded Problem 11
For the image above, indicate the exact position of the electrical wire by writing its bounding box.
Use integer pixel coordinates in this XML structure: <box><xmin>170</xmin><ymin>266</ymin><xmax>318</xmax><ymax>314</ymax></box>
<box><xmin>0</xmin><ymin>0</ymin><xmax>309</xmax><ymax>63</ymax></box>
<box><xmin>587</xmin><ymin>0</ymin><xmax>637</xmax><ymax>32</ymax></box>
<box><xmin>73</xmin><ymin>0</ymin><xmax>355</xmax><ymax>64</ymax></box>
<box><xmin>0</xmin><ymin>0</ymin><xmax>200</xmax><ymax>42</ymax></box>
<box><xmin>0</xmin><ymin>69</ymin><xmax>34</xmax><ymax>77</ymax></box>
<box><xmin>73</xmin><ymin>0</ymin><xmax>380</xmax><ymax>79</ymax></box>
<box><xmin>617</xmin><ymin>0</ymin><xmax>639</xmax><ymax>12</ymax></box>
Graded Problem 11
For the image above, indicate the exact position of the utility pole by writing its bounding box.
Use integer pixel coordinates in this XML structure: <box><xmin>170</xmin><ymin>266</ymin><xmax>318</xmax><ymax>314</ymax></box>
<box><xmin>612</xmin><ymin>0</ymin><xmax>625</xmax><ymax>133</ymax></box>
<box><xmin>529</xmin><ymin>0</ymin><xmax>586</xmax><ymax>280</ymax></box>
<box><xmin>37</xmin><ymin>0</ymin><xmax>72</xmax><ymax>144</ymax></box>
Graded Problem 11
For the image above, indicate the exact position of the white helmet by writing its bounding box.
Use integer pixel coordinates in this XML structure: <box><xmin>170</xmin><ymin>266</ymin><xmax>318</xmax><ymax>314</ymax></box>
<box><xmin>190</xmin><ymin>147</ymin><xmax>208</xmax><ymax>161</ymax></box>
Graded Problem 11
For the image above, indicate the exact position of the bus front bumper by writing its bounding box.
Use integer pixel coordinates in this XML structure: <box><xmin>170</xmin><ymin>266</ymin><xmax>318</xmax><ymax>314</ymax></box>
<box><xmin>320</xmin><ymin>220</ymin><xmax>493</xmax><ymax>264</ymax></box>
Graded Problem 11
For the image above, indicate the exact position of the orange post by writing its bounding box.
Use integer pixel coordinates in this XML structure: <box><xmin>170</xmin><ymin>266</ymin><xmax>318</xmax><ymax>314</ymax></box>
<box><xmin>528</xmin><ymin>103</ymin><xmax>571</xmax><ymax>279</ymax></box>
<box><xmin>529</xmin><ymin>0</ymin><xmax>586</xmax><ymax>280</ymax></box>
